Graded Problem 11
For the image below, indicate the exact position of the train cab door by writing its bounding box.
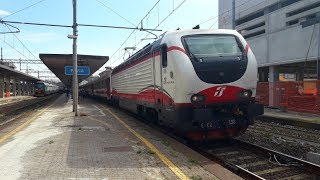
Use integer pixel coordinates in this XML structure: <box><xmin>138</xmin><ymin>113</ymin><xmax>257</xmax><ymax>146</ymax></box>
<box><xmin>153</xmin><ymin>45</ymin><xmax>167</xmax><ymax>110</ymax></box>
<box><xmin>160</xmin><ymin>45</ymin><xmax>168</xmax><ymax>107</ymax></box>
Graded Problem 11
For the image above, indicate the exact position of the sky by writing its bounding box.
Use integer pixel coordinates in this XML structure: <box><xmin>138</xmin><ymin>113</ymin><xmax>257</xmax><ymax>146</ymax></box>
<box><xmin>0</xmin><ymin>0</ymin><xmax>219</xmax><ymax>81</ymax></box>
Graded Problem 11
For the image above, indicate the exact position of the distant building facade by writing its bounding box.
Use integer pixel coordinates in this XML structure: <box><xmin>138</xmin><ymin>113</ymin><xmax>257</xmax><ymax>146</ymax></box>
<box><xmin>219</xmin><ymin>0</ymin><xmax>320</xmax><ymax>81</ymax></box>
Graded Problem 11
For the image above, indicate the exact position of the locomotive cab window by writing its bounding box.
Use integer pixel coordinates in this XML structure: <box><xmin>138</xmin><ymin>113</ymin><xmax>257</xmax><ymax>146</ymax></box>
<box><xmin>181</xmin><ymin>34</ymin><xmax>248</xmax><ymax>84</ymax></box>
<box><xmin>160</xmin><ymin>45</ymin><xmax>167</xmax><ymax>67</ymax></box>
<box><xmin>183</xmin><ymin>35</ymin><xmax>245</xmax><ymax>61</ymax></box>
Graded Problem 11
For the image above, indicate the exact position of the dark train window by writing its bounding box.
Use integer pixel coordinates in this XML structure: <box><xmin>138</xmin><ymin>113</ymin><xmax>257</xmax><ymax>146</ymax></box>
<box><xmin>161</xmin><ymin>45</ymin><xmax>167</xmax><ymax>68</ymax></box>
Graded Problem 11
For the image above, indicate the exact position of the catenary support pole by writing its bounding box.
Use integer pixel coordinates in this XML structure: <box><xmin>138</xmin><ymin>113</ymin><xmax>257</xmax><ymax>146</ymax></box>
<box><xmin>317</xmin><ymin>23</ymin><xmax>320</xmax><ymax>80</ymax></box>
<box><xmin>72</xmin><ymin>0</ymin><xmax>78</xmax><ymax>116</ymax></box>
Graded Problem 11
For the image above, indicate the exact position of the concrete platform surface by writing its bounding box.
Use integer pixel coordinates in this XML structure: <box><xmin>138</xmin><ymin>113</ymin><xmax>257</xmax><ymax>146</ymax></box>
<box><xmin>262</xmin><ymin>108</ymin><xmax>320</xmax><ymax>125</ymax></box>
<box><xmin>0</xmin><ymin>95</ymin><xmax>240</xmax><ymax>179</ymax></box>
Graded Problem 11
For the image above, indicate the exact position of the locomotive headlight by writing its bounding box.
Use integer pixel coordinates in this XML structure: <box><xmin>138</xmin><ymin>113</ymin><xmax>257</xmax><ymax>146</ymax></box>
<box><xmin>238</xmin><ymin>90</ymin><xmax>252</xmax><ymax>98</ymax></box>
<box><xmin>191</xmin><ymin>94</ymin><xmax>206</xmax><ymax>103</ymax></box>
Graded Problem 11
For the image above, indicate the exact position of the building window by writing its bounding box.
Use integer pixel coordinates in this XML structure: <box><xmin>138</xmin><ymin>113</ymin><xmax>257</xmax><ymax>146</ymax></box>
<box><xmin>239</xmin><ymin>22</ymin><xmax>265</xmax><ymax>32</ymax></box>
<box><xmin>266</xmin><ymin>3</ymin><xmax>280</xmax><ymax>13</ymax></box>
<box><xmin>287</xmin><ymin>1</ymin><xmax>320</xmax><ymax>17</ymax></box>
<box><xmin>243</xmin><ymin>30</ymin><xmax>265</xmax><ymax>39</ymax></box>
<box><xmin>235</xmin><ymin>0</ymin><xmax>303</xmax><ymax>26</ymax></box>
<box><xmin>281</xmin><ymin>0</ymin><xmax>302</xmax><ymax>8</ymax></box>
<box><xmin>236</xmin><ymin>11</ymin><xmax>264</xmax><ymax>25</ymax></box>
<box><xmin>286</xmin><ymin>19</ymin><xmax>299</xmax><ymax>26</ymax></box>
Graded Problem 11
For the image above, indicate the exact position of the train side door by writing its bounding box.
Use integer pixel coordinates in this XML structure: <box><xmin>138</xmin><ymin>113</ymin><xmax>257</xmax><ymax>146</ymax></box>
<box><xmin>153</xmin><ymin>49</ymin><xmax>161</xmax><ymax>106</ymax></box>
<box><xmin>153</xmin><ymin>45</ymin><xmax>165</xmax><ymax>107</ymax></box>
<box><xmin>160</xmin><ymin>45</ymin><xmax>168</xmax><ymax>107</ymax></box>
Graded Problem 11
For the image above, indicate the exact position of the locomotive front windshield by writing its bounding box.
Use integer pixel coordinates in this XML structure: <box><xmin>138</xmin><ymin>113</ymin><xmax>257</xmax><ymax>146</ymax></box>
<box><xmin>184</xmin><ymin>35</ymin><xmax>243</xmax><ymax>58</ymax></box>
<box><xmin>182</xmin><ymin>34</ymin><xmax>248</xmax><ymax>84</ymax></box>
<box><xmin>35</xmin><ymin>83</ymin><xmax>45</xmax><ymax>90</ymax></box>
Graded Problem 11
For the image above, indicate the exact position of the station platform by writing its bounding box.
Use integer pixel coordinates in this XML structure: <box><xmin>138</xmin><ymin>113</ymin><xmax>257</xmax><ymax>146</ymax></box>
<box><xmin>259</xmin><ymin>108</ymin><xmax>320</xmax><ymax>129</ymax></box>
<box><xmin>0</xmin><ymin>95</ymin><xmax>240</xmax><ymax>179</ymax></box>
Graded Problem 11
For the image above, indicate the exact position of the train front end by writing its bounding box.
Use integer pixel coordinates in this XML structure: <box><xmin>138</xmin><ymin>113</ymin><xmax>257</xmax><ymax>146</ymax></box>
<box><xmin>166</xmin><ymin>29</ymin><xmax>264</xmax><ymax>140</ymax></box>
<box><xmin>34</xmin><ymin>82</ymin><xmax>46</xmax><ymax>97</ymax></box>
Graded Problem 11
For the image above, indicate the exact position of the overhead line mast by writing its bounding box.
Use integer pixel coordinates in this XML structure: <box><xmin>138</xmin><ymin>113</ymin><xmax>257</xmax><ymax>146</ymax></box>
<box><xmin>72</xmin><ymin>0</ymin><xmax>78</xmax><ymax>116</ymax></box>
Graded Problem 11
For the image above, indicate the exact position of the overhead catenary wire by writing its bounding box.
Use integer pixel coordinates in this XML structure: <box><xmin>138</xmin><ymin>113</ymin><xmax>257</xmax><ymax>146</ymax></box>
<box><xmin>105</xmin><ymin>0</ymin><xmax>161</xmax><ymax>67</ymax></box>
<box><xmin>78</xmin><ymin>23</ymin><xmax>161</xmax><ymax>31</ymax></box>
<box><xmin>4</xmin><ymin>24</ymin><xmax>47</xmax><ymax>71</ymax></box>
<box><xmin>218</xmin><ymin>0</ymin><xmax>267</xmax><ymax>27</ymax></box>
<box><xmin>198</xmin><ymin>0</ymin><xmax>256</xmax><ymax>26</ymax></box>
<box><xmin>0</xmin><ymin>0</ymin><xmax>47</xmax><ymax>20</ymax></box>
<box><xmin>108</xmin><ymin>0</ymin><xmax>188</xmax><ymax>67</ymax></box>
<box><xmin>0</xmin><ymin>20</ymin><xmax>72</xmax><ymax>28</ymax></box>
<box><xmin>94</xmin><ymin>0</ymin><xmax>136</xmax><ymax>27</ymax></box>
<box><xmin>1</xmin><ymin>38</ymin><xmax>32</xmax><ymax>61</ymax></box>
<box><xmin>5</xmin><ymin>24</ymin><xmax>40</xmax><ymax>61</ymax></box>
<box><xmin>1</xmin><ymin>24</ymin><xmax>52</xmax><ymax>78</ymax></box>
<box><xmin>0</xmin><ymin>20</ymin><xmax>161</xmax><ymax>31</ymax></box>
<box><xmin>198</xmin><ymin>0</ymin><xmax>266</xmax><ymax>29</ymax></box>
<box><xmin>109</xmin><ymin>0</ymin><xmax>262</xmax><ymax>67</ymax></box>
<box><xmin>110</xmin><ymin>0</ymin><xmax>187</xmax><ymax>66</ymax></box>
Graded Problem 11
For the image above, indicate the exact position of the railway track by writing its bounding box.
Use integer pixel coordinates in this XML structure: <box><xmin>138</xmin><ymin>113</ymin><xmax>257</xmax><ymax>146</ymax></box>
<box><xmin>96</xmin><ymin>100</ymin><xmax>320</xmax><ymax>179</ymax></box>
<box><xmin>196</xmin><ymin>139</ymin><xmax>320</xmax><ymax>180</ymax></box>
<box><xmin>0</xmin><ymin>94</ymin><xmax>60</xmax><ymax>126</ymax></box>
<box><xmin>258</xmin><ymin>115</ymin><xmax>320</xmax><ymax>131</ymax></box>
<box><xmin>252</xmin><ymin>120</ymin><xmax>320</xmax><ymax>144</ymax></box>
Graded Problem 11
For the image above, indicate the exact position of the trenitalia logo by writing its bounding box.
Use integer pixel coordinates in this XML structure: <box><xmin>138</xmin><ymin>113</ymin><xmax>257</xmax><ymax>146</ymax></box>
<box><xmin>214</xmin><ymin>86</ymin><xmax>226</xmax><ymax>97</ymax></box>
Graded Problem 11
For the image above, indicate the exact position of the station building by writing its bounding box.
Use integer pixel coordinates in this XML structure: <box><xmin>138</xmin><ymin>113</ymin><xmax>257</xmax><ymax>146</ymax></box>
<box><xmin>0</xmin><ymin>62</ymin><xmax>38</xmax><ymax>98</ymax></box>
<box><xmin>219</xmin><ymin>0</ymin><xmax>320</xmax><ymax>113</ymax></box>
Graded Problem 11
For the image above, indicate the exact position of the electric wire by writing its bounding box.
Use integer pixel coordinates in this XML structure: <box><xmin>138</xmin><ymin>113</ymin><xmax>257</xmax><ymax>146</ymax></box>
<box><xmin>220</xmin><ymin>0</ymin><xmax>267</xmax><ymax>25</ymax></box>
<box><xmin>94</xmin><ymin>0</ymin><xmax>136</xmax><ymax>27</ymax></box>
<box><xmin>198</xmin><ymin>0</ymin><xmax>255</xmax><ymax>26</ymax></box>
<box><xmin>105</xmin><ymin>0</ymin><xmax>161</xmax><ymax>67</ymax></box>
<box><xmin>109</xmin><ymin>0</ymin><xmax>260</xmax><ymax>66</ymax></box>
<box><xmin>5</xmin><ymin>24</ymin><xmax>40</xmax><ymax>61</ymax></box>
<box><xmin>1</xmin><ymin>0</ymin><xmax>47</xmax><ymax>20</ymax></box>
<box><xmin>108</xmin><ymin>0</ymin><xmax>187</xmax><ymax>67</ymax></box>
<box><xmin>0</xmin><ymin>20</ymin><xmax>72</xmax><ymax>28</ymax></box>
<box><xmin>2</xmin><ymin>24</ymin><xmax>52</xmax><ymax>78</ymax></box>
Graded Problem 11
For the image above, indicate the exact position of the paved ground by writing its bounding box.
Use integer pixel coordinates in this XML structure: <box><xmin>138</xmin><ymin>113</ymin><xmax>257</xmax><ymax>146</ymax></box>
<box><xmin>0</xmin><ymin>95</ymin><xmax>240</xmax><ymax>179</ymax></box>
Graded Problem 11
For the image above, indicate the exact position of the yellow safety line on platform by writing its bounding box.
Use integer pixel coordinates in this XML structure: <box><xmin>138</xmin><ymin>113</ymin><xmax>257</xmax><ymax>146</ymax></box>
<box><xmin>0</xmin><ymin>104</ymin><xmax>51</xmax><ymax>144</ymax></box>
<box><xmin>103</xmin><ymin>107</ymin><xmax>189</xmax><ymax>180</ymax></box>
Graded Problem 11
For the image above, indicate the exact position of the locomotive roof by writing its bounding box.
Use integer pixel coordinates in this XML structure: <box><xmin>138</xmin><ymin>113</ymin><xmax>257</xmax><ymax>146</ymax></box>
<box><xmin>112</xmin><ymin>38</ymin><xmax>162</xmax><ymax>74</ymax></box>
<box><xmin>35</xmin><ymin>81</ymin><xmax>59</xmax><ymax>87</ymax></box>
<box><xmin>111</xmin><ymin>29</ymin><xmax>239</xmax><ymax>75</ymax></box>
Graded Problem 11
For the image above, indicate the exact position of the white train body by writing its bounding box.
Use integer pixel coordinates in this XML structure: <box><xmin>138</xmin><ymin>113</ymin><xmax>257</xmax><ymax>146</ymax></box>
<box><xmin>34</xmin><ymin>81</ymin><xmax>59</xmax><ymax>97</ymax></box>
<box><xmin>87</xmin><ymin>29</ymin><xmax>263</xmax><ymax>140</ymax></box>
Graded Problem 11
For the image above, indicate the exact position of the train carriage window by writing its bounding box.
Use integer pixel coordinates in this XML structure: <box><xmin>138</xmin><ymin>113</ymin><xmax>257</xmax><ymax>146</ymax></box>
<box><xmin>160</xmin><ymin>45</ymin><xmax>167</xmax><ymax>68</ymax></box>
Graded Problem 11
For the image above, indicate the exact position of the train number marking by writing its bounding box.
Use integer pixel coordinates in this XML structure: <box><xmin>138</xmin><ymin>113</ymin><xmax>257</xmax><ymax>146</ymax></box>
<box><xmin>200</xmin><ymin>122</ymin><xmax>213</xmax><ymax>129</ymax></box>
<box><xmin>214</xmin><ymin>86</ymin><xmax>226</xmax><ymax>97</ymax></box>
<box><xmin>228</xmin><ymin>119</ymin><xmax>236</xmax><ymax>125</ymax></box>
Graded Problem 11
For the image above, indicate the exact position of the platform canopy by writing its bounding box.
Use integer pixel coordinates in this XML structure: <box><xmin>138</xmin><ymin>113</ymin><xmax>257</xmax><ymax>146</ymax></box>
<box><xmin>0</xmin><ymin>63</ymin><xmax>40</xmax><ymax>82</ymax></box>
<box><xmin>39</xmin><ymin>54</ymin><xmax>109</xmax><ymax>87</ymax></box>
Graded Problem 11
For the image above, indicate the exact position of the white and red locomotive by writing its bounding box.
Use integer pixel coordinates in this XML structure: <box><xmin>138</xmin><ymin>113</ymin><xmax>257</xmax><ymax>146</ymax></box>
<box><xmin>82</xmin><ymin>29</ymin><xmax>264</xmax><ymax>141</ymax></box>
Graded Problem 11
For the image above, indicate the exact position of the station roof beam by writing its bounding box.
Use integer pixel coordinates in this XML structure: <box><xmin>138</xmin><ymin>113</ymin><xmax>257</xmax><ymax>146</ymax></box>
<box><xmin>39</xmin><ymin>54</ymin><xmax>109</xmax><ymax>87</ymax></box>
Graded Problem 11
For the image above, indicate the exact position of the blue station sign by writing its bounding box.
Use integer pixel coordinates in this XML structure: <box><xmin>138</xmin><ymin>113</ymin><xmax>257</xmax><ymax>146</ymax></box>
<box><xmin>65</xmin><ymin>66</ymin><xmax>90</xmax><ymax>76</ymax></box>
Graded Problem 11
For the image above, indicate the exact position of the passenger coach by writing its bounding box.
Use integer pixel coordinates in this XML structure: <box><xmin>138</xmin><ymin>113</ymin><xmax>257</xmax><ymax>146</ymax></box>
<box><xmin>34</xmin><ymin>81</ymin><xmax>59</xmax><ymax>97</ymax></box>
